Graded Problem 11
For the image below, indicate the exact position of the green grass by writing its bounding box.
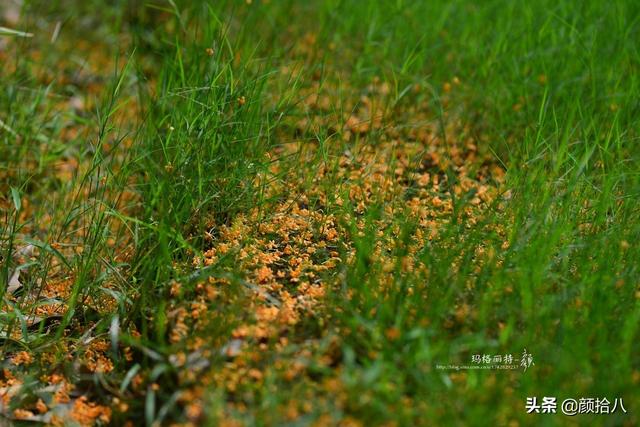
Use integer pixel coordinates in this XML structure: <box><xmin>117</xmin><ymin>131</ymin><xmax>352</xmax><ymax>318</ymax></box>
<box><xmin>1</xmin><ymin>0</ymin><xmax>639</xmax><ymax>426</ymax></box>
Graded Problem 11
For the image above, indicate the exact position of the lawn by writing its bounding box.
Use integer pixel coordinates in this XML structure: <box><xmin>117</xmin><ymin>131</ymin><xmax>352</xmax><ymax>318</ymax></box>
<box><xmin>1</xmin><ymin>0</ymin><xmax>639</xmax><ymax>426</ymax></box>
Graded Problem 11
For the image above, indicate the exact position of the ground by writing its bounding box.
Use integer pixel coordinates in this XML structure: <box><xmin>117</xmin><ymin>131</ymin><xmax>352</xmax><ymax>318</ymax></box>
<box><xmin>1</xmin><ymin>1</ymin><xmax>639</xmax><ymax>426</ymax></box>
